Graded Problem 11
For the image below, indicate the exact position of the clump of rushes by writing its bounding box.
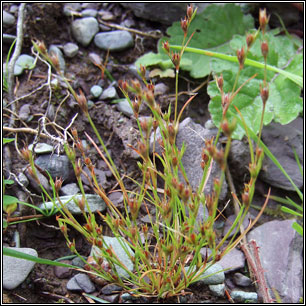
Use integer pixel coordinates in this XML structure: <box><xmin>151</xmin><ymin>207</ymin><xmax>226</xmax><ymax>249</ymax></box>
<box><xmin>31</xmin><ymin>6</ymin><xmax>270</xmax><ymax>299</ymax></box>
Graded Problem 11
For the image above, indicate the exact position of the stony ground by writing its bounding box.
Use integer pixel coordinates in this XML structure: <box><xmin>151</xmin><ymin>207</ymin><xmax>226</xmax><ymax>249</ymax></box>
<box><xmin>3</xmin><ymin>3</ymin><xmax>303</xmax><ymax>304</ymax></box>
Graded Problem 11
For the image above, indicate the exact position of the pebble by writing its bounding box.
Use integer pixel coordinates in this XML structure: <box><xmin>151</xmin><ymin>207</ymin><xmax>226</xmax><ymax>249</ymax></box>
<box><xmin>3</xmin><ymin>33</ymin><xmax>16</xmax><ymax>44</ymax></box>
<box><xmin>28</xmin><ymin>143</ymin><xmax>54</xmax><ymax>154</ymax></box>
<box><xmin>18</xmin><ymin>104</ymin><xmax>32</xmax><ymax>122</ymax></box>
<box><xmin>14</xmin><ymin>54</ymin><xmax>35</xmax><ymax>76</ymax></box>
<box><xmin>3</xmin><ymin>10</ymin><xmax>15</xmax><ymax>27</ymax></box>
<box><xmin>63</xmin><ymin>42</ymin><xmax>79</xmax><ymax>58</ymax></box>
<box><xmin>101</xmin><ymin>283</ymin><xmax>123</xmax><ymax>295</ymax></box>
<box><xmin>186</xmin><ymin>263</ymin><xmax>225</xmax><ymax>285</ymax></box>
<box><xmin>67</xmin><ymin>273</ymin><xmax>95</xmax><ymax>293</ymax></box>
<box><xmin>25</xmin><ymin>166</ymin><xmax>51</xmax><ymax>193</ymax></box>
<box><xmin>18</xmin><ymin>172</ymin><xmax>29</xmax><ymax>187</ymax></box>
<box><xmin>49</xmin><ymin>45</ymin><xmax>65</xmax><ymax>72</ymax></box>
<box><xmin>54</xmin><ymin>260</ymin><xmax>72</xmax><ymax>279</ymax></box>
<box><xmin>81</xmin><ymin>8</ymin><xmax>98</xmax><ymax>17</ymax></box>
<box><xmin>71</xmin><ymin>256</ymin><xmax>87</xmax><ymax>268</ymax></box>
<box><xmin>116</xmin><ymin>99</ymin><xmax>133</xmax><ymax>117</ymax></box>
<box><xmin>3</xmin><ymin>247</ymin><xmax>37</xmax><ymax>290</ymax></box>
<box><xmin>60</xmin><ymin>183</ymin><xmax>80</xmax><ymax>196</ymax></box>
<box><xmin>94</xmin><ymin>30</ymin><xmax>134</xmax><ymax>52</ymax></box>
<box><xmin>100</xmin><ymin>86</ymin><xmax>118</xmax><ymax>100</ymax></box>
<box><xmin>154</xmin><ymin>83</ymin><xmax>169</xmax><ymax>96</ymax></box>
<box><xmin>217</xmin><ymin>248</ymin><xmax>245</xmax><ymax>273</ymax></box>
<box><xmin>63</xmin><ymin>3</ymin><xmax>81</xmax><ymax>16</ymax></box>
<box><xmin>209</xmin><ymin>283</ymin><xmax>225</xmax><ymax>297</ymax></box>
<box><xmin>230</xmin><ymin>290</ymin><xmax>258</xmax><ymax>303</ymax></box>
<box><xmin>233</xmin><ymin>272</ymin><xmax>252</xmax><ymax>287</ymax></box>
<box><xmin>39</xmin><ymin>194</ymin><xmax>106</xmax><ymax>214</ymax></box>
<box><xmin>90</xmin><ymin>85</ymin><xmax>103</xmax><ymax>98</ymax></box>
<box><xmin>71</xmin><ymin>17</ymin><xmax>99</xmax><ymax>47</ymax></box>
<box><xmin>222</xmin><ymin>213</ymin><xmax>251</xmax><ymax>239</ymax></box>
<box><xmin>34</xmin><ymin>154</ymin><xmax>74</xmax><ymax>182</ymax></box>
<box><xmin>90</xmin><ymin>236</ymin><xmax>134</xmax><ymax>279</ymax></box>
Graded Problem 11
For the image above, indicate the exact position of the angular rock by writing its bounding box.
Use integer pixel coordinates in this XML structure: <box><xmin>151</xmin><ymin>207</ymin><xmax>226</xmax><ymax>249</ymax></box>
<box><xmin>247</xmin><ymin>219</ymin><xmax>303</xmax><ymax>303</ymax></box>
<box><xmin>222</xmin><ymin>213</ymin><xmax>251</xmax><ymax>239</ymax></box>
<box><xmin>60</xmin><ymin>183</ymin><xmax>80</xmax><ymax>196</ymax></box>
<box><xmin>217</xmin><ymin>247</ymin><xmax>245</xmax><ymax>273</ymax></box>
<box><xmin>3</xmin><ymin>247</ymin><xmax>37</xmax><ymax>289</ymax></box>
<box><xmin>39</xmin><ymin>194</ymin><xmax>106</xmax><ymax>214</ymax></box>
<box><xmin>100</xmin><ymin>86</ymin><xmax>118</xmax><ymax>100</ymax></box>
<box><xmin>233</xmin><ymin>272</ymin><xmax>252</xmax><ymax>287</ymax></box>
<box><xmin>54</xmin><ymin>260</ymin><xmax>72</xmax><ymax>279</ymax></box>
<box><xmin>74</xmin><ymin>273</ymin><xmax>96</xmax><ymax>293</ymax></box>
<box><xmin>150</xmin><ymin>117</ymin><xmax>228</xmax><ymax>200</ymax></box>
<box><xmin>28</xmin><ymin>143</ymin><xmax>54</xmax><ymax>154</ymax></box>
<box><xmin>3</xmin><ymin>10</ymin><xmax>15</xmax><ymax>26</ymax></box>
<box><xmin>90</xmin><ymin>236</ymin><xmax>134</xmax><ymax>280</ymax></box>
<box><xmin>71</xmin><ymin>17</ymin><xmax>99</xmax><ymax>47</ymax></box>
<box><xmin>94</xmin><ymin>31</ymin><xmax>134</xmax><ymax>51</ymax></box>
<box><xmin>187</xmin><ymin>263</ymin><xmax>225</xmax><ymax>285</ymax></box>
<box><xmin>116</xmin><ymin>99</ymin><xmax>133</xmax><ymax>117</ymax></box>
<box><xmin>209</xmin><ymin>283</ymin><xmax>225</xmax><ymax>297</ymax></box>
<box><xmin>259</xmin><ymin>118</ymin><xmax>303</xmax><ymax>191</ymax></box>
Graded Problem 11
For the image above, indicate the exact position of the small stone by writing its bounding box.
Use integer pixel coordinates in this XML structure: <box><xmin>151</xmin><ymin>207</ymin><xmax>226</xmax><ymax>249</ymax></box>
<box><xmin>54</xmin><ymin>260</ymin><xmax>72</xmax><ymax>279</ymax></box>
<box><xmin>18</xmin><ymin>104</ymin><xmax>31</xmax><ymax>122</ymax></box>
<box><xmin>81</xmin><ymin>8</ymin><xmax>98</xmax><ymax>17</ymax></box>
<box><xmin>60</xmin><ymin>183</ymin><xmax>80</xmax><ymax>196</ymax></box>
<box><xmin>90</xmin><ymin>85</ymin><xmax>103</xmax><ymax>98</ymax></box>
<box><xmin>14</xmin><ymin>55</ymin><xmax>35</xmax><ymax>76</ymax></box>
<box><xmin>94</xmin><ymin>31</ymin><xmax>134</xmax><ymax>52</ymax></box>
<box><xmin>49</xmin><ymin>45</ymin><xmax>65</xmax><ymax>72</ymax></box>
<box><xmin>25</xmin><ymin>166</ymin><xmax>50</xmax><ymax>193</ymax></box>
<box><xmin>3</xmin><ymin>247</ymin><xmax>37</xmax><ymax>290</ymax></box>
<box><xmin>231</xmin><ymin>290</ymin><xmax>258</xmax><ymax>303</ymax></box>
<box><xmin>101</xmin><ymin>283</ymin><xmax>123</xmax><ymax>295</ymax></box>
<box><xmin>71</xmin><ymin>256</ymin><xmax>87</xmax><ymax>268</ymax></box>
<box><xmin>71</xmin><ymin>17</ymin><xmax>99</xmax><ymax>47</ymax></box>
<box><xmin>209</xmin><ymin>283</ymin><xmax>225</xmax><ymax>297</ymax></box>
<box><xmin>116</xmin><ymin>99</ymin><xmax>133</xmax><ymax>117</ymax></box>
<box><xmin>99</xmin><ymin>294</ymin><xmax>119</xmax><ymax>303</ymax></box>
<box><xmin>18</xmin><ymin>172</ymin><xmax>29</xmax><ymax>187</ymax></box>
<box><xmin>39</xmin><ymin>194</ymin><xmax>106</xmax><ymax>214</ymax></box>
<box><xmin>90</xmin><ymin>237</ymin><xmax>134</xmax><ymax>280</ymax></box>
<box><xmin>3</xmin><ymin>10</ymin><xmax>15</xmax><ymax>26</ymax></box>
<box><xmin>67</xmin><ymin>276</ymin><xmax>82</xmax><ymax>291</ymax></box>
<box><xmin>199</xmin><ymin>263</ymin><xmax>225</xmax><ymax>285</ymax></box>
<box><xmin>233</xmin><ymin>272</ymin><xmax>252</xmax><ymax>287</ymax></box>
<box><xmin>63</xmin><ymin>3</ymin><xmax>81</xmax><ymax>16</ymax></box>
<box><xmin>3</xmin><ymin>34</ymin><xmax>16</xmax><ymax>44</ymax></box>
<box><xmin>100</xmin><ymin>86</ymin><xmax>118</xmax><ymax>100</ymax></box>
<box><xmin>28</xmin><ymin>143</ymin><xmax>54</xmax><ymax>154</ymax></box>
<box><xmin>63</xmin><ymin>43</ymin><xmax>79</xmax><ymax>58</ymax></box>
<box><xmin>218</xmin><ymin>247</ymin><xmax>245</xmax><ymax>273</ymax></box>
<box><xmin>154</xmin><ymin>83</ymin><xmax>169</xmax><ymax>96</ymax></box>
<box><xmin>74</xmin><ymin>273</ymin><xmax>96</xmax><ymax>293</ymax></box>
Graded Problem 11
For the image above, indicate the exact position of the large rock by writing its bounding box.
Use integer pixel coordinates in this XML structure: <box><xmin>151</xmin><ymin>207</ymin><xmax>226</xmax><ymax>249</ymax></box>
<box><xmin>3</xmin><ymin>248</ymin><xmax>37</xmax><ymax>289</ymax></box>
<box><xmin>259</xmin><ymin>118</ymin><xmax>303</xmax><ymax>191</ymax></box>
<box><xmin>247</xmin><ymin>219</ymin><xmax>303</xmax><ymax>303</ymax></box>
<box><xmin>150</xmin><ymin>117</ymin><xmax>228</xmax><ymax>200</ymax></box>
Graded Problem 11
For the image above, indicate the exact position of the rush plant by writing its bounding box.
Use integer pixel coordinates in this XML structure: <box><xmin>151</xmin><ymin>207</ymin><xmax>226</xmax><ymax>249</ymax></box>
<box><xmin>7</xmin><ymin>5</ymin><xmax>272</xmax><ymax>300</ymax></box>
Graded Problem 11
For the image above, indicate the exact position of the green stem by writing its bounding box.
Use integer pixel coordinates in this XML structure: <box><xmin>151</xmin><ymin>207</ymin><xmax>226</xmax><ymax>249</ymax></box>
<box><xmin>170</xmin><ymin>45</ymin><xmax>303</xmax><ymax>88</ymax></box>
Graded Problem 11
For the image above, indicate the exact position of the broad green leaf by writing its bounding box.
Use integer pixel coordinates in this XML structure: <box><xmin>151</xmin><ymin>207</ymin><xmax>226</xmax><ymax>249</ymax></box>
<box><xmin>136</xmin><ymin>3</ymin><xmax>254</xmax><ymax>77</ymax></box>
<box><xmin>208</xmin><ymin>31</ymin><xmax>303</xmax><ymax>139</ymax></box>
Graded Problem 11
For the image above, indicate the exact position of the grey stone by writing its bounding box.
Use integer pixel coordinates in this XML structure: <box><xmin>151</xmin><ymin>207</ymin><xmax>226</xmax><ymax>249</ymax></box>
<box><xmin>81</xmin><ymin>9</ymin><xmax>98</xmax><ymax>17</ymax></box>
<box><xmin>94</xmin><ymin>31</ymin><xmax>134</xmax><ymax>52</ymax></box>
<box><xmin>71</xmin><ymin>256</ymin><xmax>87</xmax><ymax>268</ymax></box>
<box><xmin>101</xmin><ymin>283</ymin><xmax>123</xmax><ymax>295</ymax></box>
<box><xmin>60</xmin><ymin>183</ymin><xmax>80</xmax><ymax>196</ymax></box>
<box><xmin>34</xmin><ymin>154</ymin><xmax>74</xmax><ymax>183</ymax></box>
<box><xmin>150</xmin><ymin>117</ymin><xmax>228</xmax><ymax>200</ymax></box>
<box><xmin>18</xmin><ymin>104</ymin><xmax>31</xmax><ymax>122</ymax></box>
<box><xmin>233</xmin><ymin>272</ymin><xmax>252</xmax><ymax>287</ymax></box>
<box><xmin>154</xmin><ymin>83</ymin><xmax>169</xmax><ymax>96</ymax></box>
<box><xmin>3</xmin><ymin>247</ymin><xmax>37</xmax><ymax>290</ymax></box>
<box><xmin>53</xmin><ymin>260</ymin><xmax>72</xmax><ymax>279</ymax></box>
<box><xmin>90</xmin><ymin>236</ymin><xmax>134</xmax><ymax>279</ymax></box>
<box><xmin>18</xmin><ymin>172</ymin><xmax>29</xmax><ymax>187</ymax></box>
<box><xmin>49</xmin><ymin>45</ymin><xmax>65</xmax><ymax>72</ymax></box>
<box><xmin>231</xmin><ymin>290</ymin><xmax>258</xmax><ymax>302</ymax></box>
<box><xmin>247</xmin><ymin>219</ymin><xmax>303</xmax><ymax>303</ymax></box>
<box><xmin>90</xmin><ymin>85</ymin><xmax>103</xmax><ymax>98</ymax></box>
<box><xmin>63</xmin><ymin>3</ymin><xmax>81</xmax><ymax>16</ymax></box>
<box><xmin>209</xmin><ymin>283</ymin><xmax>225</xmax><ymax>297</ymax></box>
<box><xmin>116</xmin><ymin>99</ymin><xmax>134</xmax><ymax>117</ymax></box>
<box><xmin>39</xmin><ymin>194</ymin><xmax>106</xmax><ymax>214</ymax></box>
<box><xmin>28</xmin><ymin>143</ymin><xmax>54</xmax><ymax>154</ymax></box>
<box><xmin>71</xmin><ymin>17</ymin><xmax>99</xmax><ymax>47</ymax></box>
<box><xmin>14</xmin><ymin>54</ymin><xmax>35</xmax><ymax>76</ymax></box>
<box><xmin>63</xmin><ymin>42</ymin><xmax>79</xmax><ymax>58</ymax></box>
<box><xmin>67</xmin><ymin>275</ymin><xmax>81</xmax><ymax>291</ymax></box>
<box><xmin>100</xmin><ymin>86</ymin><xmax>118</xmax><ymax>100</ymax></box>
<box><xmin>75</xmin><ymin>273</ymin><xmax>96</xmax><ymax>293</ymax></box>
<box><xmin>187</xmin><ymin>263</ymin><xmax>225</xmax><ymax>285</ymax></box>
<box><xmin>25</xmin><ymin>166</ymin><xmax>51</xmax><ymax>193</ymax></box>
<box><xmin>222</xmin><ymin>213</ymin><xmax>251</xmax><ymax>239</ymax></box>
<box><xmin>217</xmin><ymin>247</ymin><xmax>245</xmax><ymax>273</ymax></box>
<box><xmin>259</xmin><ymin>118</ymin><xmax>303</xmax><ymax>191</ymax></box>
<box><xmin>3</xmin><ymin>10</ymin><xmax>15</xmax><ymax>26</ymax></box>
